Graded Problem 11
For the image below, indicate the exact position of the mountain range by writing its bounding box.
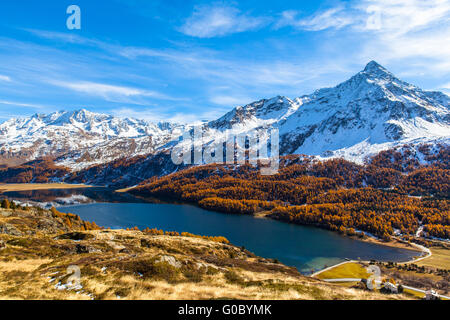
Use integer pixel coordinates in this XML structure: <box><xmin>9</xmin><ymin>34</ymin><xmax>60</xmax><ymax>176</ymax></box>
<box><xmin>0</xmin><ymin>61</ymin><xmax>448</xmax><ymax>185</ymax></box>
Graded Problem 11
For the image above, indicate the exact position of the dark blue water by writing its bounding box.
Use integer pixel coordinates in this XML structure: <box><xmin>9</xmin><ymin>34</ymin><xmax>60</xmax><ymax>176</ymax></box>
<box><xmin>59</xmin><ymin>202</ymin><xmax>421</xmax><ymax>274</ymax></box>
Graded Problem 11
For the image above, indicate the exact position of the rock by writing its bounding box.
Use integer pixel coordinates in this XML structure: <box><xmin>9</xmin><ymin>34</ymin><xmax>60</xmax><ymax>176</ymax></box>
<box><xmin>0</xmin><ymin>210</ymin><xmax>12</xmax><ymax>217</ymax></box>
<box><xmin>106</xmin><ymin>240</ymin><xmax>126</xmax><ymax>252</ymax></box>
<box><xmin>0</xmin><ymin>240</ymin><xmax>5</xmax><ymax>250</ymax></box>
<box><xmin>75</xmin><ymin>244</ymin><xmax>100</xmax><ymax>254</ymax></box>
<box><xmin>155</xmin><ymin>255</ymin><xmax>182</xmax><ymax>269</ymax></box>
<box><xmin>37</xmin><ymin>218</ymin><xmax>59</xmax><ymax>232</ymax></box>
<box><xmin>0</xmin><ymin>223</ymin><xmax>22</xmax><ymax>236</ymax></box>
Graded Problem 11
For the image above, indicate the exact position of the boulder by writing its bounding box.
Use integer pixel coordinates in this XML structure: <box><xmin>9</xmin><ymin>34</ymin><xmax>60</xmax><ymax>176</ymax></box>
<box><xmin>0</xmin><ymin>223</ymin><xmax>22</xmax><ymax>236</ymax></box>
<box><xmin>155</xmin><ymin>255</ymin><xmax>182</xmax><ymax>269</ymax></box>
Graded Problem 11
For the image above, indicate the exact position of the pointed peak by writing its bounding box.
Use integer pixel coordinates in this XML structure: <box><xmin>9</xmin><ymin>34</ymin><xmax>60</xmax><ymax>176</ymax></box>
<box><xmin>362</xmin><ymin>60</ymin><xmax>392</xmax><ymax>77</ymax></box>
<box><xmin>72</xmin><ymin>108</ymin><xmax>93</xmax><ymax>116</ymax></box>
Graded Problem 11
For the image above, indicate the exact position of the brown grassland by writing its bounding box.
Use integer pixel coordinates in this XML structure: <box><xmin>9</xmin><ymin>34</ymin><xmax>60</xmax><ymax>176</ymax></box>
<box><xmin>0</xmin><ymin>206</ymin><xmax>415</xmax><ymax>300</ymax></box>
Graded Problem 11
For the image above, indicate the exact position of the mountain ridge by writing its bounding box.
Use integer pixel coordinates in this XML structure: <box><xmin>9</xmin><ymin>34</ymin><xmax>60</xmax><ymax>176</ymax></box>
<box><xmin>1</xmin><ymin>61</ymin><xmax>449</xmax><ymax>170</ymax></box>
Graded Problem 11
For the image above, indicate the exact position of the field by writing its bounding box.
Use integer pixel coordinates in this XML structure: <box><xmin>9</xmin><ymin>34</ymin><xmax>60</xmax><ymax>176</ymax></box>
<box><xmin>0</xmin><ymin>183</ymin><xmax>91</xmax><ymax>193</ymax></box>
<box><xmin>315</xmin><ymin>262</ymin><xmax>370</xmax><ymax>281</ymax></box>
<box><xmin>312</xmin><ymin>245</ymin><xmax>450</xmax><ymax>299</ymax></box>
<box><xmin>415</xmin><ymin>246</ymin><xmax>450</xmax><ymax>270</ymax></box>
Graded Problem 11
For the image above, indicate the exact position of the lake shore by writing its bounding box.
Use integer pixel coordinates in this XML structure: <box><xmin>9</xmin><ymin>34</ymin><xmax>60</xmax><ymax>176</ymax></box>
<box><xmin>0</xmin><ymin>183</ymin><xmax>92</xmax><ymax>193</ymax></box>
<box><xmin>122</xmin><ymin>190</ymin><xmax>430</xmax><ymax>266</ymax></box>
<box><xmin>1</xmin><ymin>186</ymin><xmax>434</xmax><ymax>274</ymax></box>
<box><xmin>252</xmin><ymin>210</ymin><xmax>425</xmax><ymax>256</ymax></box>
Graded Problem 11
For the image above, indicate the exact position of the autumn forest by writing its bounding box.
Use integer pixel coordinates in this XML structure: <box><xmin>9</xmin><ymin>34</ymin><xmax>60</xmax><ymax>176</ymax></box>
<box><xmin>131</xmin><ymin>144</ymin><xmax>449</xmax><ymax>241</ymax></box>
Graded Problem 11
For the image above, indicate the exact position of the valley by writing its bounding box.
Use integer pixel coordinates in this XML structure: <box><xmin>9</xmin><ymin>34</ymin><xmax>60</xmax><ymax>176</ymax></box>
<box><xmin>0</xmin><ymin>61</ymin><xmax>448</xmax><ymax>300</ymax></box>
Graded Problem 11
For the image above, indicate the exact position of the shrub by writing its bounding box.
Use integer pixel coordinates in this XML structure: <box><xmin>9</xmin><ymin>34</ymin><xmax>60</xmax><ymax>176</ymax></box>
<box><xmin>1</xmin><ymin>199</ymin><xmax>10</xmax><ymax>209</ymax></box>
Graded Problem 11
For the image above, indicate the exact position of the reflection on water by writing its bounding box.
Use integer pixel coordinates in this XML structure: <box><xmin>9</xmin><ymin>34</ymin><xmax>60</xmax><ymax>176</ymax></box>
<box><xmin>2</xmin><ymin>187</ymin><xmax>143</xmax><ymax>205</ymax></box>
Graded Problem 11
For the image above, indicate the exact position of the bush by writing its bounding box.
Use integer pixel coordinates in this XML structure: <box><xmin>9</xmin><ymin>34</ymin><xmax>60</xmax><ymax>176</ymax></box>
<box><xmin>224</xmin><ymin>270</ymin><xmax>244</xmax><ymax>285</ymax></box>
<box><xmin>1</xmin><ymin>199</ymin><xmax>10</xmax><ymax>209</ymax></box>
<box><xmin>119</xmin><ymin>259</ymin><xmax>180</xmax><ymax>283</ymax></box>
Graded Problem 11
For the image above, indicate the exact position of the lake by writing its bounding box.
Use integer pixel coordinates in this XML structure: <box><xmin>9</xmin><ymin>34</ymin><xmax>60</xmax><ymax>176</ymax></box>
<box><xmin>4</xmin><ymin>187</ymin><xmax>421</xmax><ymax>274</ymax></box>
<box><xmin>61</xmin><ymin>203</ymin><xmax>421</xmax><ymax>274</ymax></box>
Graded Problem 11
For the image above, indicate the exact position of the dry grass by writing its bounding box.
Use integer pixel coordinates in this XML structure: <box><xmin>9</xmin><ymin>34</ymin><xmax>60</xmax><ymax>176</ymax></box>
<box><xmin>315</xmin><ymin>262</ymin><xmax>370</xmax><ymax>280</ymax></box>
<box><xmin>0</xmin><ymin>183</ymin><xmax>91</xmax><ymax>193</ymax></box>
<box><xmin>0</xmin><ymin>207</ymin><xmax>416</xmax><ymax>300</ymax></box>
<box><xmin>415</xmin><ymin>246</ymin><xmax>450</xmax><ymax>270</ymax></box>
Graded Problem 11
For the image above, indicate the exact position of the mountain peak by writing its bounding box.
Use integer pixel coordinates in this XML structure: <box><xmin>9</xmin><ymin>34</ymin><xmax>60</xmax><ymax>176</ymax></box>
<box><xmin>362</xmin><ymin>60</ymin><xmax>392</xmax><ymax>78</ymax></box>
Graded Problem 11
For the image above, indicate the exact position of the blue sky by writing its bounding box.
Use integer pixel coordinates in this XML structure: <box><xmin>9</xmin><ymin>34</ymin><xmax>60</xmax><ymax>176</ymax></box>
<box><xmin>0</xmin><ymin>0</ymin><xmax>449</xmax><ymax>123</ymax></box>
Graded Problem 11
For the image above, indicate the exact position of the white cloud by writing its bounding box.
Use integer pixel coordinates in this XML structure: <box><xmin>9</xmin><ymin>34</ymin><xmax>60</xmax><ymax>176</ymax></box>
<box><xmin>0</xmin><ymin>100</ymin><xmax>50</xmax><ymax>109</ymax></box>
<box><xmin>277</xmin><ymin>0</ymin><xmax>450</xmax><ymax>34</ymax></box>
<box><xmin>48</xmin><ymin>80</ymin><xmax>178</xmax><ymax>105</ymax></box>
<box><xmin>356</xmin><ymin>0</ymin><xmax>450</xmax><ymax>73</ymax></box>
<box><xmin>179</xmin><ymin>4</ymin><xmax>268</xmax><ymax>38</ymax></box>
<box><xmin>276</xmin><ymin>7</ymin><xmax>356</xmax><ymax>31</ymax></box>
<box><xmin>25</xmin><ymin>29</ymin><xmax>106</xmax><ymax>47</ymax></box>
<box><xmin>356</xmin><ymin>0</ymin><xmax>450</xmax><ymax>35</ymax></box>
<box><xmin>52</xmin><ymin>81</ymin><xmax>154</xmax><ymax>97</ymax></box>
<box><xmin>278</xmin><ymin>0</ymin><xmax>450</xmax><ymax>74</ymax></box>
<box><xmin>0</xmin><ymin>75</ymin><xmax>11</xmax><ymax>82</ymax></box>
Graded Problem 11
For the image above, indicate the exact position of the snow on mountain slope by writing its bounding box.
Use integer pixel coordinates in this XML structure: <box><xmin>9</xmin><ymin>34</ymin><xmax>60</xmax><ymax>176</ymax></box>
<box><xmin>191</xmin><ymin>61</ymin><xmax>448</xmax><ymax>164</ymax></box>
<box><xmin>0</xmin><ymin>61</ymin><xmax>448</xmax><ymax>172</ymax></box>
<box><xmin>0</xmin><ymin>109</ymin><xmax>183</xmax><ymax>167</ymax></box>
<box><xmin>207</xmin><ymin>96</ymin><xmax>302</xmax><ymax>131</ymax></box>
<box><xmin>274</xmin><ymin>61</ymin><xmax>449</xmax><ymax>162</ymax></box>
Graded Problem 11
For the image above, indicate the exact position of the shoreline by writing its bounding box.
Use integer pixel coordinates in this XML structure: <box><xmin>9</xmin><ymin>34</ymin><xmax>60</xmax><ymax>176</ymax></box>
<box><xmin>124</xmin><ymin>190</ymin><xmax>434</xmax><ymax>258</ymax></box>
<box><xmin>0</xmin><ymin>184</ymin><xmax>437</xmax><ymax>276</ymax></box>
<box><xmin>311</xmin><ymin>240</ymin><xmax>433</xmax><ymax>278</ymax></box>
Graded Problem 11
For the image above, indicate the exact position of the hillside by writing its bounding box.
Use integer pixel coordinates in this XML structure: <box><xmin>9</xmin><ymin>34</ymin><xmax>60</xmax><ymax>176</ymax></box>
<box><xmin>129</xmin><ymin>143</ymin><xmax>450</xmax><ymax>241</ymax></box>
<box><xmin>0</xmin><ymin>204</ymin><xmax>410</xmax><ymax>300</ymax></box>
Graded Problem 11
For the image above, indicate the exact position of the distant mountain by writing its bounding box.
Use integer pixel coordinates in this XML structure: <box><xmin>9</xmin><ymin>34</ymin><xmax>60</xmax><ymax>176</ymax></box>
<box><xmin>201</xmin><ymin>61</ymin><xmax>449</xmax><ymax>163</ymax></box>
<box><xmin>0</xmin><ymin>61</ymin><xmax>448</xmax><ymax>184</ymax></box>
<box><xmin>0</xmin><ymin>109</ymin><xmax>183</xmax><ymax>168</ymax></box>
<box><xmin>277</xmin><ymin>61</ymin><xmax>449</xmax><ymax>162</ymax></box>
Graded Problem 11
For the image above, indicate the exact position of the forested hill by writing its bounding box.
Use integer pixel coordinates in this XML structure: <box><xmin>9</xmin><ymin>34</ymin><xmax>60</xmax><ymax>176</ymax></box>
<box><xmin>130</xmin><ymin>144</ymin><xmax>450</xmax><ymax>241</ymax></box>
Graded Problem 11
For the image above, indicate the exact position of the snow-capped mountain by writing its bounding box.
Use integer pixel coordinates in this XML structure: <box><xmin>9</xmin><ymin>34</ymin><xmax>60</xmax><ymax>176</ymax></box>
<box><xmin>0</xmin><ymin>109</ymin><xmax>183</xmax><ymax>168</ymax></box>
<box><xmin>277</xmin><ymin>61</ymin><xmax>449</xmax><ymax>162</ymax></box>
<box><xmin>208</xmin><ymin>96</ymin><xmax>302</xmax><ymax>130</ymax></box>
<box><xmin>0</xmin><ymin>61</ymin><xmax>448</xmax><ymax>173</ymax></box>
<box><xmin>199</xmin><ymin>61</ymin><xmax>449</xmax><ymax>163</ymax></box>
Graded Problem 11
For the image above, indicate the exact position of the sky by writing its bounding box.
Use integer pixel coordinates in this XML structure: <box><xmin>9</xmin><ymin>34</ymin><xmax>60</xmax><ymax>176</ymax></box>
<box><xmin>0</xmin><ymin>0</ymin><xmax>449</xmax><ymax>123</ymax></box>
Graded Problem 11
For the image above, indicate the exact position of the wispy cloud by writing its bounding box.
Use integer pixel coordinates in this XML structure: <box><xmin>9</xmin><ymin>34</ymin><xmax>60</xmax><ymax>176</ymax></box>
<box><xmin>179</xmin><ymin>4</ymin><xmax>268</xmax><ymax>38</ymax></box>
<box><xmin>275</xmin><ymin>0</ymin><xmax>450</xmax><ymax>75</ymax></box>
<box><xmin>24</xmin><ymin>29</ymin><xmax>107</xmax><ymax>47</ymax></box>
<box><xmin>48</xmin><ymin>80</ymin><xmax>175</xmax><ymax>105</ymax></box>
<box><xmin>0</xmin><ymin>100</ymin><xmax>51</xmax><ymax>109</ymax></box>
<box><xmin>0</xmin><ymin>75</ymin><xmax>12</xmax><ymax>82</ymax></box>
<box><xmin>276</xmin><ymin>7</ymin><xmax>356</xmax><ymax>31</ymax></box>
<box><xmin>2</xmin><ymin>0</ymin><xmax>448</xmax><ymax>123</ymax></box>
<box><xmin>276</xmin><ymin>0</ymin><xmax>450</xmax><ymax>34</ymax></box>
<box><xmin>51</xmin><ymin>81</ymin><xmax>155</xmax><ymax>97</ymax></box>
